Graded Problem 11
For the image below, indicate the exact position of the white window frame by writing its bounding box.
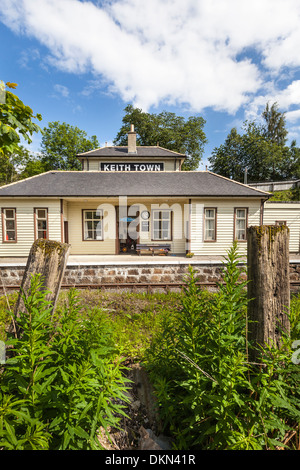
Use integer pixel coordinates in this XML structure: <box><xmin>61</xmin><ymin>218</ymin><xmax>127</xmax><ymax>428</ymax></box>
<box><xmin>234</xmin><ymin>208</ymin><xmax>248</xmax><ymax>241</ymax></box>
<box><xmin>83</xmin><ymin>210</ymin><xmax>103</xmax><ymax>241</ymax></box>
<box><xmin>34</xmin><ymin>208</ymin><xmax>48</xmax><ymax>240</ymax></box>
<box><xmin>204</xmin><ymin>208</ymin><xmax>217</xmax><ymax>241</ymax></box>
<box><xmin>151</xmin><ymin>209</ymin><xmax>172</xmax><ymax>241</ymax></box>
<box><xmin>275</xmin><ymin>220</ymin><xmax>287</xmax><ymax>226</ymax></box>
<box><xmin>2</xmin><ymin>208</ymin><xmax>17</xmax><ymax>243</ymax></box>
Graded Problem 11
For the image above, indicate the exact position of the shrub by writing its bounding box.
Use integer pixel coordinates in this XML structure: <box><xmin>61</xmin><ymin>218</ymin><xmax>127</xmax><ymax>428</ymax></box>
<box><xmin>144</xmin><ymin>242</ymin><xmax>300</xmax><ymax>450</ymax></box>
<box><xmin>0</xmin><ymin>275</ymin><xmax>129</xmax><ymax>450</ymax></box>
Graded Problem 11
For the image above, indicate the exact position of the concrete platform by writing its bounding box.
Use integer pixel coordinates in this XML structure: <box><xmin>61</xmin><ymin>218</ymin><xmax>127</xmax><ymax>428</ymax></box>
<box><xmin>0</xmin><ymin>253</ymin><xmax>238</xmax><ymax>267</ymax></box>
<box><xmin>0</xmin><ymin>253</ymin><xmax>300</xmax><ymax>267</ymax></box>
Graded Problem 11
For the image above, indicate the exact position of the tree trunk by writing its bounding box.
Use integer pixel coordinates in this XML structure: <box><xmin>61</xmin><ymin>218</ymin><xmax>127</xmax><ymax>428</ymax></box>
<box><xmin>247</xmin><ymin>225</ymin><xmax>290</xmax><ymax>362</ymax></box>
<box><xmin>13</xmin><ymin>239</ymin><xmax>70</xmax><ymax>323</ymax></box>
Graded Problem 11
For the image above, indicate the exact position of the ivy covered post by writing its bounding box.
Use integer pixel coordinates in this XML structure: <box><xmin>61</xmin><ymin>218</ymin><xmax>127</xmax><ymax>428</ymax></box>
<box><xmin>14</xmin><ymin>239</ymin><xmax>70</xmax><ymax>322</ymax></box>
<box><xmin>247</xmin><ymin>225</ymin><xmax>290</xmax><ymax>362</ymax></box>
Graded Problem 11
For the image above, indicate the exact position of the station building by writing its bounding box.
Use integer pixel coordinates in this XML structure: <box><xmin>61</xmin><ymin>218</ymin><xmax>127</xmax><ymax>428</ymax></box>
<box><xmin>0</xmin><ymin>125</ymin><xmax>287</xmax><ymax>259</ymax></box>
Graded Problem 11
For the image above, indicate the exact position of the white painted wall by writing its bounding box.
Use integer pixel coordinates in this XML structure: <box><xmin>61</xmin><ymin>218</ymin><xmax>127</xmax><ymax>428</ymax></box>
<box><xmin>0</xmin><ymin>199</ymin><xmax>61</xmax><ymax>257</ymax></box>
<box><xmin>264</xmin><ymin>202</ymin><xmax>300</xmax><ymax>253</ymax></box>
<box><xmin>190</xmin><ymin>198</ymin><xmax>262</xmax><ymax>256</ymax></box>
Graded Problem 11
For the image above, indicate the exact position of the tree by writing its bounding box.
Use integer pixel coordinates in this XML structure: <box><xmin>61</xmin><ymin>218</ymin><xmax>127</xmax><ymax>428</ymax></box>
<box><xmin>40</xmin><ymin>121</ymin><xmax>99</xmax><ymax>171</ymax></box>
<box><xmin>289</xmin><ymin>140</ymin><xmax>300</xmax><ymax>179</ymax></box>
<box><xmin>0</xmin><ymin>145</ymin><xmax>46</xmax><ymax>186</ymax></box>
<box><xmin>114</xmin><ymin>105</ymin><xmax>207</xmax><ymax>170</ymax></box>
<box><xmin>208</xmin><ymin>128</ymin><xmax>244</xmax><ymax>181</ymax></box>
<box><xmin>0</xmin><ymin>81</ymin><xmax>42</xmax><ymax>157</ymax></box>
<box><xmin>262</xmin><ymin>102</ymin><xmax>288</xmax><ymax>146</ymax></box>
<box><xmin>209</xmin><ymin>103</ymin><xmax>298</xmax><ymax>183</ymax></box>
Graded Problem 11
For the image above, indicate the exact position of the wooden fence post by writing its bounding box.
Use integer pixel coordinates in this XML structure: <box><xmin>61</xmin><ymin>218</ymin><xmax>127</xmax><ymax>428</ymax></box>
<box><xmin>247</xmin><ymin>225</ymin><xmax>290</xmax><ymax>362</ymax></box>
<box><xmin>13</xmin><ymin>239</ymin><xmax>70</xmax><ymax>324</ymax></box>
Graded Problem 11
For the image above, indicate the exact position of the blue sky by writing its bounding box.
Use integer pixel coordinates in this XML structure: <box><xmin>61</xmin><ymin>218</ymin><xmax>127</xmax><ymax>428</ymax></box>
<box><xmin>1</xmin><ymin>0</ymin><xmax>300</xmax><ymax>169</ymax></box>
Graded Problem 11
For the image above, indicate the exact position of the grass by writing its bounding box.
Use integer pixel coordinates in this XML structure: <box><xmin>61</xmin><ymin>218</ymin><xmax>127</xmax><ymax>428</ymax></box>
<box><xmin>1</xmin><ymin>286</ymin><xmax>300</xmax><ymax>359</ymax></box>
<box><xmin>0</xmin><ymin>288</ymin><xmax>183</xmax><ymax>360</ymax></box>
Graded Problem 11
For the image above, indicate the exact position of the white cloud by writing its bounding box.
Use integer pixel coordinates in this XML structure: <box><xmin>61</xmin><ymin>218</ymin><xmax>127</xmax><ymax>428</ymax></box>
<box><xmin>1</xmin><ymin>0</ymin><xmax>300</xmax><ymax>118</ymax></box>
<box><xmin>286</xmin><ymin>110</ymin><xmax>300</xmax><ymax>123</ymax></box>
<box><xmin>53</xmin><ymin>84</ymin><xmax>69</xmax><ymax>98</ymax></box>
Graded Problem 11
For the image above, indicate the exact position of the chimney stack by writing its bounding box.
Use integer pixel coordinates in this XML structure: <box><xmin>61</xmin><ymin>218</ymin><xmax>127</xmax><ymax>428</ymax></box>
<box><xmin>128</xmin><ymin>124</ymin><xmax>137</xmax><ymax>153</ymax></box>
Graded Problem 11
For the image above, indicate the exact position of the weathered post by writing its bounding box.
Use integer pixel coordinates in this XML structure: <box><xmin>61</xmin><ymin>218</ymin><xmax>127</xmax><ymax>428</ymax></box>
<box><xmin>247</xmin><ymin>225</ymin><xmax>290</xmax><ymax>362</ymax></box>
<box><xmin>14</xmin><ymin>239</ymin><xmax>70</xmax><ymax>322</ymax></box>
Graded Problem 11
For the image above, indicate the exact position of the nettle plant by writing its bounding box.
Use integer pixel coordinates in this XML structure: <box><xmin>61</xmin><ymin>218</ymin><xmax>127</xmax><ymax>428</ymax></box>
<box><xmin>0</xmin><ymin>275</ymin><xmax>129</xmax><ymax>450</ymax></box>
<box><xmin>145</xmin><ymin>242</ymin><xmax>300</xmax><ymax>450</ymax></box>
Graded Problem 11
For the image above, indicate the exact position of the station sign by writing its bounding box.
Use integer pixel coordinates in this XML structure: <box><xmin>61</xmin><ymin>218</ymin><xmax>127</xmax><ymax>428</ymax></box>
<box><xmin>100</xmin><ymin>162</ymin><xmax>164</xmax><ymax>171</ymax></box>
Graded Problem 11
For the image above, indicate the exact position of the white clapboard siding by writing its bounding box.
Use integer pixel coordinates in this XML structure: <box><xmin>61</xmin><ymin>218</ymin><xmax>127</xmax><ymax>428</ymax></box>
<box><xmin>66</xmin><ymin>198</ymin><xmax>187</xmax><ymax>255</ymax></box>
<box><xmin>264</xmin><ymin>202</ymin><xmax>300</xmax><ymax>253</ymax></box>
<box><xmin>190</xmin><ymin>198</ymin><xmax>262</xmax><ymax>256</ymax></box>
<box><xmin>0</xmin><ymin>199</ymin><xmax>61</xmax><ymax>257</ymax></box>
<box><xmin>67</xmin><ymin>200</ymin><xmax>116</xmax><ymax>255</ymax></box>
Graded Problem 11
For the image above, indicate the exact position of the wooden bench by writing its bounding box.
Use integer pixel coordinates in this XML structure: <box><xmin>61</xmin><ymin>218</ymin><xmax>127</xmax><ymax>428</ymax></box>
<box><xmin>136</xmin><ymin>243</ymin><xmax>171</xmax><ymax>256</ymax></box>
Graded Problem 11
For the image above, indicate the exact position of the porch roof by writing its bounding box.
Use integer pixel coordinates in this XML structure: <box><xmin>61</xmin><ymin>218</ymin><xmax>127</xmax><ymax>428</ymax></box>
<box><xmin>0</xmin><ymin>171</ymin><xmax>271</xmax><ymax>198</ymax></box>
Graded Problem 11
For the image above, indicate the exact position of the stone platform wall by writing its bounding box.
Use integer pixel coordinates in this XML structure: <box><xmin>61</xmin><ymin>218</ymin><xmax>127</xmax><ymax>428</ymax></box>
<box><xmin>1</xmin><ymin>262</ymin><xmax>300</xmax><ymax>292</ymax></box>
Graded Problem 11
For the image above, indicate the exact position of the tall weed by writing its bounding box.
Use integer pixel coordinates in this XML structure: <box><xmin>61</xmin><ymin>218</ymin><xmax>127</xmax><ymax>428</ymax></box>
<box><xmin>144</xmin><ymin>242</ymin><xmax>300</xmax><ymax>450</ymax></box>
<box><xmin>0</xmin><ymin>275</ymin><xmax>129</xmax><ymax>450</ymax></box>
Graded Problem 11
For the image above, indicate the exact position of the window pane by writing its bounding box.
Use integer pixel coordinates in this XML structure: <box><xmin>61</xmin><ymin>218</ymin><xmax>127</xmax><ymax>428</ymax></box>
<box><xmin>83</xmin><ymin>211</ymin><xmax>102</xmax><ymax>240</ymax></box>
<box><xmin>38</xmin><ymin>230</ymin><xmax>47</xmax><ymax>239</ymax></box>
<box><xmin>5</xmin><ymin>209</ymin><xmax>14</xmax><ymax>219</ymax></box>
<box><xmin>206</xmin><ymin>209</ymin><xmax>215</xmax><ymax>219</ymax></box>
<box><xmin>237</xmin><ymin>219</ymin><xmax>245</xmax><ymax>230</ymax></box>
<box><xmin>205</xmin><ymin>231</ymin><xmax>213</xmax><ymax>240</ymax></box>
<box><xmin>38</xmin><ymin>220</ymin><xmax>47</xmax><ymax>230</ymax></box>
<box><xmin>237</xmin><ymin>230</ymin><xmax>246</xmax><ymax>240</ymax></box>
<box><xmin>152</xmin><ymin>210</ymin><xmax>171</xmax><ymax>239</ymax></box>
<box><xmin>6</xmin><ymin>231</ymin><xmax>15</xmax><ymax>241</ymax></box>
<box><xmin>237</xmin><ymin>209</ymin><xmax>246</xmax><ymax>219</ymax></box>
<box><xmin>207</xmin><ymin>219</ymin><xmax>214</xmax><ymax>230</ymax></box>
<box><xmin>205</xmin><ymin>228</ymin><xmax>215</xmax><ymax>240</ymax></box>
<box><xmin>6</xmin><ymin>220</ymin><xmax>15</xmax><ymax>230</ymax></box>
<box><xmin>93</xmin><ymin>220</ymin><xmax>101</xmax><ymax>230</ymax></box>
<box><xmin>37</xmin><ymin>209</ymin><xmax>46</xmax><ymax>219</ymax></box>
<box><xmin>204</xmin><ymin>209</ymin><xmax>216</xmax><ymax>240</ymax></box>
<box><xmin>35</xmin><ymin>209</ymin><xmax>47</xmax><ymax>239</ymax></box>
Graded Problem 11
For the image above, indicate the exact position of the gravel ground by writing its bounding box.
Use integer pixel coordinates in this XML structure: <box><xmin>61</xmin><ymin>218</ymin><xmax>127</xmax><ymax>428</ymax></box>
<box><xmin>97</xmin><ymin>361</ymin><xmax>171</xmax><ymax>450</ymax></box>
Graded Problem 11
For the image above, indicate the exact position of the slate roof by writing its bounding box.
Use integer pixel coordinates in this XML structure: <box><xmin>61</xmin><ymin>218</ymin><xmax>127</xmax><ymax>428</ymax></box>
<box><xmin>77</xmin><ymin>146</ymin><xmax>186</xmax><ymax>159</ymax></box>
<box><xmin>0</xmin><ymin>171</ymin><xmax>270</xmax><ymax>198</ymax></box>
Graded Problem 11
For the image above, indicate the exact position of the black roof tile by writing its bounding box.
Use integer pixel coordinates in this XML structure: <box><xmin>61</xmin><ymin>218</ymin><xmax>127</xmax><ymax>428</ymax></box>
<box><xmin>0</xmin><ymin>171</ymin><xmax>270</xmax><ymax>198</ymax></box>
<box><xmin>77</xmin><ymin>146</ymin><xmax>185</xmax><ymax>158</ymax></box>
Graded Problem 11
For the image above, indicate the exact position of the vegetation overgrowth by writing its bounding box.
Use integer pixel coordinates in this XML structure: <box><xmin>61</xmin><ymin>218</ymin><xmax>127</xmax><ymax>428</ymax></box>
<box><xmin>0</xmin><ymin>242</ymin><xmax>299</xmax><ymax>450</ymax></box>
<box><xmin>269</xmin><ymin>187</ymin><xmax>300</xmax><ymax>202</ymax></box>
<box><xmin>0</xmin><ymin>276</ymin><xmax>130</xmax><ymax>449</ymax></box>
<box><xmin>144</xmin><ymin>243</ymin><xmax>300</xmax><ymax>450</ymax></box>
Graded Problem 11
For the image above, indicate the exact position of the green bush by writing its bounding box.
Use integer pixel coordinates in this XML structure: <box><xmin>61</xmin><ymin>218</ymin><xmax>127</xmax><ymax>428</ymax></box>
<box><xmin>0</xmin><ymin>275</ymin><xmax>129</xmax><ymax>450</ymax></box>
<box><xmin>144</xmin><ymin>242</ymin><xmax>300</xmax><ymax>450</ymax></box>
